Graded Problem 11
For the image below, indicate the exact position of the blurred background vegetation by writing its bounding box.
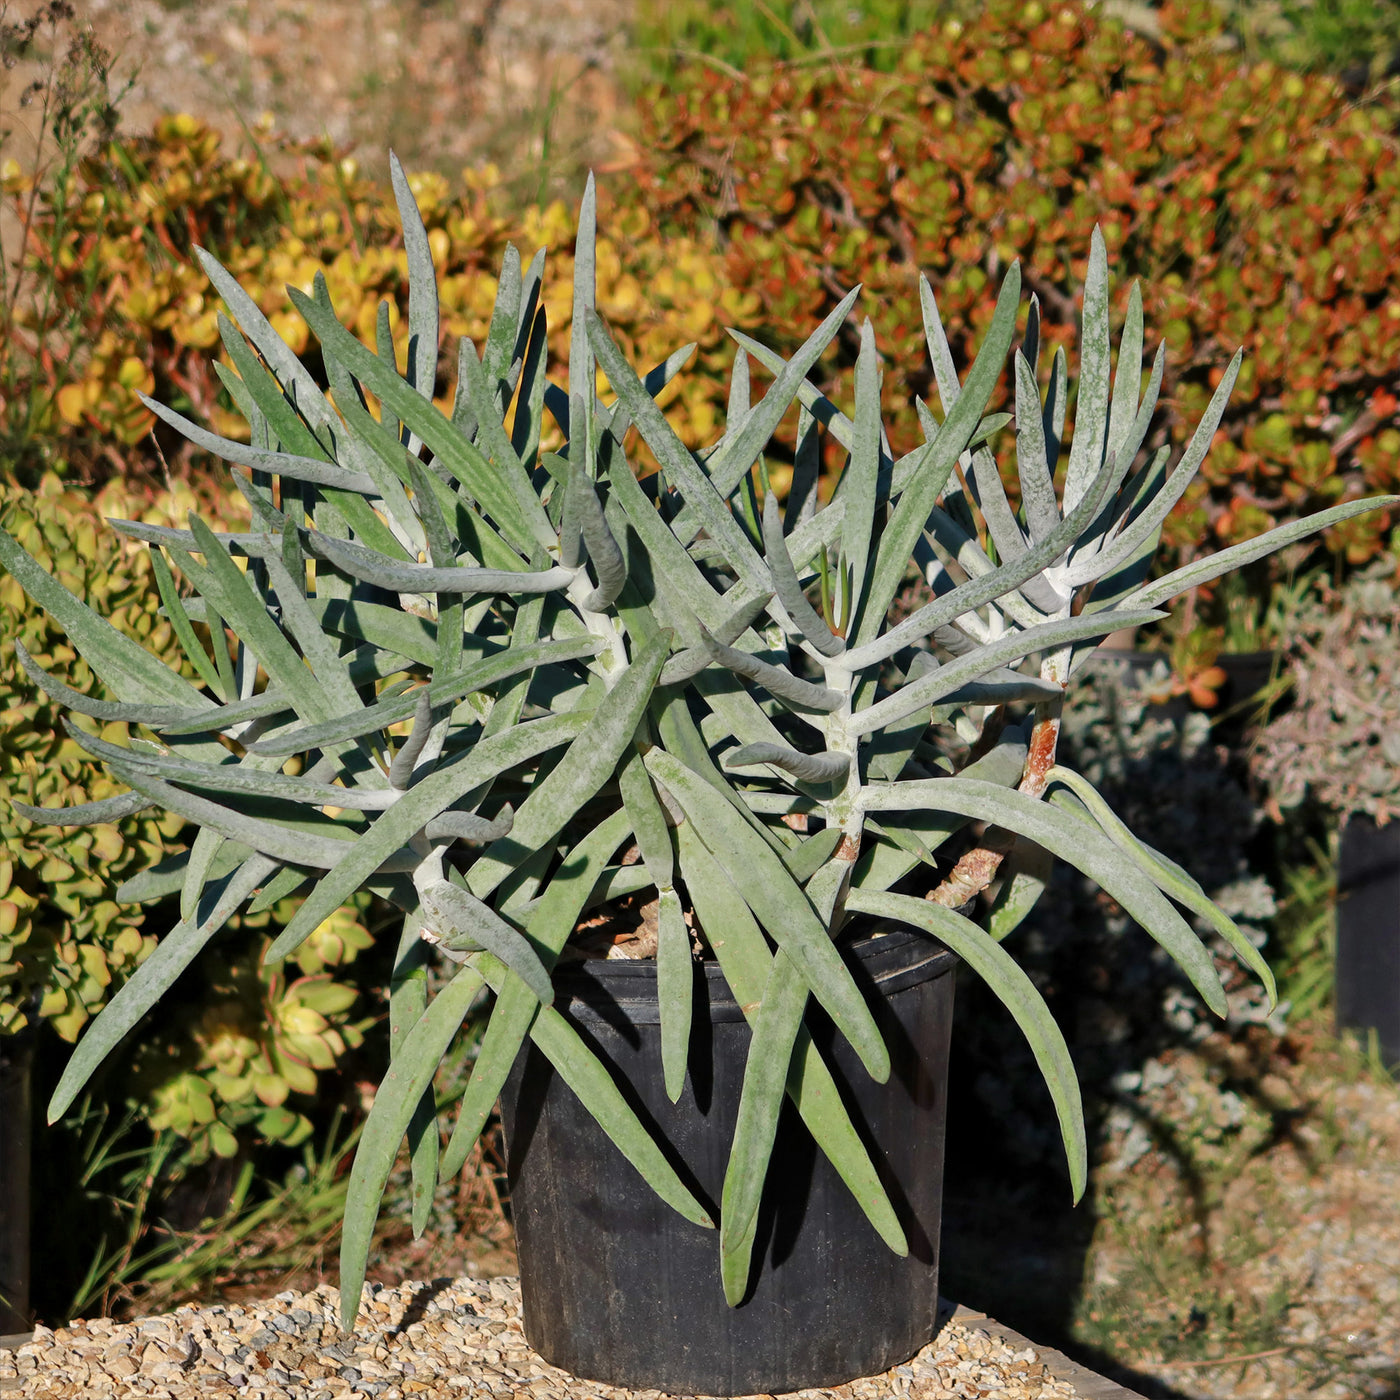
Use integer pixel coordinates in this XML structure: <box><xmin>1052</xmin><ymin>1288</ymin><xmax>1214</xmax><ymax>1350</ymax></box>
<box><xmin>1</xmin><ymin>0</ymin><xmax>1398</xmax><ymax>1391</ymax></box>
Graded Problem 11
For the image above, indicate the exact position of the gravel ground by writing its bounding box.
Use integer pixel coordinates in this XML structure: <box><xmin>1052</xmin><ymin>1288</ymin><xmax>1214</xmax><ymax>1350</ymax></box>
<box><xmin>8</xmin><ymin>0</ymin><xmax>635</xmax><ymax>197</ymax></box>
<box><xmin>0</xmin><ymin>1275</ymin><xmax>1084</xmax><ymax>1400</ymax></box>
<box><xmin>1130</xmin><ymin>1073</ymin><xmax>1400</xmax><ymax>1400</ymax></box>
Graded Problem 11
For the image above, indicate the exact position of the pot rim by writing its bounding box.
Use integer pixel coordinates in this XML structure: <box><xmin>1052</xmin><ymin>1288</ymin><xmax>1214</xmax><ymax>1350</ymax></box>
<box><xmin>553</xmin><ymin>925</ymin><xmax>956</xmax><ymax>1025</ymax></box>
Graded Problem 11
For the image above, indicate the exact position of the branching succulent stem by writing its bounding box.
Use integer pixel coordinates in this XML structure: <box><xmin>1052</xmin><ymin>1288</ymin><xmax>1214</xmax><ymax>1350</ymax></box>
<box><xmin>567</xmin><ymin>568</ymin><xmax>629</xmax><ymax>678</ymax></box>
<box><xmin>821</xmin><ymin>677</ymin><xmax>864</xmax><ymax>866</ymax></box>
<box><xmin>926</xmin><ymin>649</ymin><xmax>1068</xmax><ymax>907</ymax></box>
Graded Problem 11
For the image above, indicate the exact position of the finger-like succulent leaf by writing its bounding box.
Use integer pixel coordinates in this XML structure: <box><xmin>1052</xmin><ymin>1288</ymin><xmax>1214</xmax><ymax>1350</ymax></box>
<box><xmin>720</xmin><ymin>950</ymin><xmax>808</xmax><ymax>1304</ymax></box>
<box><xmin>1069</xmin><ymin>349</ymin><xmax>1243</xmax><ymax>587</ymax></box>
<box><xmin>569</xmin><ymin>466</ymin><xmax>627</xmax><ymax>611</ymax></box>
<box><xmin>440</xmin><ymin>809</ymin><xmax>633</xmax><ymax>1180</ymax></box>
<box><xmin>702</xmin><ymin>286</ymin><xmax>862</xmax><ymax>508</ymax></box>
<box><xmin>420</xmin><ymin>880</ymin><xmax>554</xmax><ymax>1006</ymax></box>
<box><xmin>304</xmin><ymin>529</ymin><xmax>571</xmax><ymax>597</ymax></box>
<box><xmin>248</xmin><ymin>637</ymin><xmax>599</xmax><ymax>756</ymax></box>
<box><xmin>699</xmin><ymin>629</ymin><xmax>843</xmax><ymax>714</ymax></box>
<box><xmin>340</xmin><ymin>963</ymin><xmax>485</xmax><ymax>1330</ymax></box>
<box><xmin>846</xmin><ymin>888</ymin><xmax>1086</xmax><ymax>1201</ymax></box>
<box><xmin>1048</xmin><ymin>766</ymin><xmax>1276</xmax><ymax>1006</ymax></box>
<box><xmin>850</xmin><ymin>608</ymin><xmax>1166</xmax><ymax>736</ymax></box>
<box><xmin>860</xmin><ymin>777</ymin><xmax>1228</xmax><ymax>1015</ymax></box>
<box><xmin>648</xmin><ymin>749</ymin><xmax>889</xmax><ymax>1082</ymax></box>
<box><xmin>587</xmin><ymin>310</ymin><xmax>767</xmax><ymax>588</ymax></box>
<box><xmin>423</xmin><ymin>805</ymin><xmax>514</xmax><ymax>844</ymax></box>
<box><xmin>656</xmin><ymin>887</ymin><xmax>693</xmax><ymax>1103</ymax></box>
<box><xmin>858</xmin><ymin>263</ymin><xmax>1022</xmax><ymax>645</ymax></box>
<box><xmin>1120</xmin><ymin>495</ymin><xmax>1400</xmax><ymax>611</ymax></box>
<box><xmin>471</xmin><ymin>949</ymin><xmax>714</xmax><ymax>1230</ymax></box>
<box><xmin>49</xmin><ymin>856</ymin><xmax>273</xmax><ymax>1123</ymax></box>
<box><xmin>12</xmin><ymin>641</ymin><xmax>192</xmax><ymax>726</ymax></box>
<box><xmin>467</xmin><ymin>632</ymin><xmax>670</xmax><ymax>900</ymax></box>
<box><xmin>1062</xmin><ymin>227</ymin><xmax>1112</xmax><ymax>514</ymax></box>
<box><xmin>265</xmin><ymin>712</ymin><xmax>592</xmax><ymax>961</ymax></box>
<box><xmin>0</xmin><ymin>525</ymin><xmax>209</xmax><ymax>710</ymax></box>
<box><xmin>388</xmin><ymin>690</ymin><xmax>435</xmax><ymax>790</ymax></box>
<box><xmin>676</xmin><ymin>824</ymin><xmax>904</xmax><ymax>1252</ymax></box>
<box><xmin>12</xmin><ymin>790</ymin><xmax>155</xmax><ymax>827</ymax></box>
<box><xmin>762</xmin><ymin>487</ymin><xmax>843</xmax><ymax>658</ymax></box>
<box><xmin>723</xmin><ymin>743</ymin><xmax>850</xmax><ymax>785</ymax></box>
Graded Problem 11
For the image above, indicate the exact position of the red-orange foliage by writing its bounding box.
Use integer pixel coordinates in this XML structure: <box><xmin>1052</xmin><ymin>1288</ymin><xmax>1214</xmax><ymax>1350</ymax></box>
<box><xmin>631</xmin><ymin>0</ymin><xmax>1400</xmax><ymax>568</ymax></box>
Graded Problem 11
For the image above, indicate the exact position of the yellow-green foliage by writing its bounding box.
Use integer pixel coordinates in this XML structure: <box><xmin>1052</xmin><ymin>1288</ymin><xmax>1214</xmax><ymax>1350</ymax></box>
<box><xmin>134</xmin><ymin>905</ymin><xmax>375</xmax><ymax>1159</ymax></box>
<box><xmin>0</xmin><ymin>472</ymin><xmax>374</xmax><ymax>1158</ymax></box>
<box><xmin>0</xmin><ymin>474</ymin><xmax>199</xmax><ymax>1041</ymax></box>
<box><xmin>13</xmin><ymin>115</ymin><xmax>760</xmax><ymax>476</ymax></box>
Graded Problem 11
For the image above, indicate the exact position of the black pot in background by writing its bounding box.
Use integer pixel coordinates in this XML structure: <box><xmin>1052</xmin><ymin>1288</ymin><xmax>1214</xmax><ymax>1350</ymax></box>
<box><xmin>0</xmin><ymin>1026</ymin><xmax>33</xmax><ymax>1336</ymax></box>
<box><xmin>1336</xmin><ymin>814</ymin><xmax>1400</xmax><ymax>1069</ymax></box>
<box><xmin>499</xmin><ymin>929</ymin><xmax>957</xmax><ymax>1396</ymax></box>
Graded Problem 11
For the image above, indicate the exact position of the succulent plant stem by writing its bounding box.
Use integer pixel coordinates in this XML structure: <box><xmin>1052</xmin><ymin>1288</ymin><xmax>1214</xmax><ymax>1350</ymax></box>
<box><xmin>925</xmin><ymin>652</ymin><xmax>1068</xmax><ymax>908</ymax></box>
<box><xmin>821</xmin><ymin>668</ymin><xmax>864</xmax><ymax>865</ymax></box>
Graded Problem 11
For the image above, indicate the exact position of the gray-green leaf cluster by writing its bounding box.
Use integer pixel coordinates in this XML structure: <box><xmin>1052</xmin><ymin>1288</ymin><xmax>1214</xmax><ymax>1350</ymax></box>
<box><xmin>2</xmin><ymin>163</ymin><xmax>1389</xmax><ymax>1325</ymax></box>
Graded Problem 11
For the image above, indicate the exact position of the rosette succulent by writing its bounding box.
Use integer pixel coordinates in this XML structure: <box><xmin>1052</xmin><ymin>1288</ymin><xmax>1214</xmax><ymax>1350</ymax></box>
<box><xmin>1</xmin><ymin>158</ymin><xmax>1391</xmax><ymax>1323</ymax></box>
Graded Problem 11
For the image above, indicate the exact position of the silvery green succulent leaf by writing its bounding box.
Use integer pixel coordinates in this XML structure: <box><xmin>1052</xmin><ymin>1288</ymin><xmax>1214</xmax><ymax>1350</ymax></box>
<box><xmin>859</xmin><ymin>264</ymin><xmax>1022</xmax><ymax>647</ymax></box>
<box><xmin>699</xmin><ymin>629</ymin><xmax>843</xmax><ymax>714</ymax></box>
<box><xmin>1061</xmin><ymin>227</ymin><xmax>1112</xmax><ymax>515</ymax></box>
<box><xmin>723</xmin><ymin>743</ymin><xmax>850</xmax><ymax>785</ymax></box>
<box><xmin>13</xmin><ymin>641</ymin><xmax>197</xmax><ymax>726</ymax></box>
<box><xmin>424</xmin><ymin>805</ymin><xmax>514</xmax><ymax>844</ymax></box>
<box><xmin>850</xmin><ymin>608</ymin><xmax>1166</xmax><ymax>736</ymax></box>
<box><xmin>265</xmin><ymin>712</ymin><xmax>592</xmax><ymax>962</ymax></box>
<box><xmin>860</xmin><ymin>778</ymin><xmax>1228</xmax><ymax>1016</ymax></box>
<box><xmin>441</xmin><ymin>809</ymin><xmax>633</xmax><ymax>1181</ymax></box>
<box><xmin>339</xmin><ymin>965</ymin><xmax>486</xmax><ymax>1331</ymax></box>
<box><xmin>1118</xmin><ymin>495</ymin><xmax>1400</xmax><ymax>612</ymax></box>
<box><xmin>13</xmin><ymin>790</ymin><xmax>155</xmax><ymax>827</ymax></box>
<box><xmin>418</xmin><ymin>880</ymin><xmax>554</xmax><ymax>1006</ymax></box>
<box><xmin>48</xmin><ymin>856</ymin><xmax>274</xmax><ymax>1122</ymax></box>
<box><xmin>304</xmin><ymin>530</ymin><xmax>572</xmax><ymax>596</ymax></box>
<box><xmin>698</xmin><ymin>286</ymin><xmax>862</xmax><ymax>509</ymax></box>
<box><xmin>676</xmin><ymin>823</ymin><xmax>905</xmax><ymax>1255</ymax></box>
<box><xmin>137</xmin><ymin>396</ymin><xmax>377</xmax><ymax>495</ymax></box>
<box><xmin>1047</xmin><ymin>766</ymin><xmax>1276</xmax><ymax>1004</ymax></box>
<box><xmin>587</xmin><ymin>309</ymin><xmax>767</xmax><ymax>588</ymax></box>
<box><xmin>0</xmin><ymin>525</ymin><xmax>210</xmax><ymax>712</ymax></box>
<box><xmin>647</xmin><ymin>748</ymin><xmax>889</xmax><ymax>1083</ymax></box>
<box><xmin>848</xmin><ymin>888</ymin><xmax>1086</xmax><ymax>1201</ymax></box>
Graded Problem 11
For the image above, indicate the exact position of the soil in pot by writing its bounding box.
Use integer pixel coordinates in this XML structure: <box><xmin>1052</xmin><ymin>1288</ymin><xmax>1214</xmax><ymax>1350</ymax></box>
<box><xmin>498</xmin><ymin>927</ymin><xmax>957</xmax><ymax>1397</ymax></box>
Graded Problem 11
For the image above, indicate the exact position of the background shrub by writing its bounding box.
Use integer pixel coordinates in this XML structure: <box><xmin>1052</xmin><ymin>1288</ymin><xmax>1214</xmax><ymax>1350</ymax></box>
<box><xmin>630</xmin><ymin>0</ymin><xmax>1400</xmax><ymax>588</ymax></box>
<box><xmin>3</xmin><ymin>117</ymin><xmax>762</xmax><ymax>491</ymax></box>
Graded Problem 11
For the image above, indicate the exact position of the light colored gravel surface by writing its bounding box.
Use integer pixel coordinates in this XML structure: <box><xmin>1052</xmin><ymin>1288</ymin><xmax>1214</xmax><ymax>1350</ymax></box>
<box><xmin>80</xmin><ymin>0</ymin><xmax>635</xmax><ymax>178</ymax></box>
<box><xmin>1075</xmin><ymin>1064</ymin><xmax>1400</xmax><ymax>1400</ymax></box>
<box><xmin>1136</xmin><ymin>1074</ymin><xmax>1400</xmax><ymax>1400</ymax></box>
<box><xmin>0</xmin><ymin>1275</ymin><xmax>1087</xmax><ymax>1400</ymax></box>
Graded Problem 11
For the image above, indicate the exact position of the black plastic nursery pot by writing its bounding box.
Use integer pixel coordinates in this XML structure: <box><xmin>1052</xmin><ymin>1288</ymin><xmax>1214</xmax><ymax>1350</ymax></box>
<box><xmin>498</xmin><ymin>928</ymin><xmax>957</xmax><ymax>1396</ymax></box>
<box><xmin>1336</xmin><ymin>814</ymin><xmax>1400</xmax><ymax>1069</ymax></box>
<box><xmin>0</xmin><ymin>1026</ymin><xmax>33</xmax><ymax>1335</ymax></box>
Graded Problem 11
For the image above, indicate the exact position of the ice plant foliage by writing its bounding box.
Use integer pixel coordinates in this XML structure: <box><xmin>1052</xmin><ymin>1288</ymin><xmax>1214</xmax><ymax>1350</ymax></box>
<box><xmin>1</xmin><ymin>164</ymin><xmax>1391</xmax><ymax>1317</ymax></box>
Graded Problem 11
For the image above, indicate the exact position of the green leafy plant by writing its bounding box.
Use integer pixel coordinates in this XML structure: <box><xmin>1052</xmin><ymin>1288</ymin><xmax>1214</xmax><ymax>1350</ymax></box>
<box><xmin>2</xmin><ymin>159</ymin><xmax>1392</xmax><ymax>1326</ymax></box>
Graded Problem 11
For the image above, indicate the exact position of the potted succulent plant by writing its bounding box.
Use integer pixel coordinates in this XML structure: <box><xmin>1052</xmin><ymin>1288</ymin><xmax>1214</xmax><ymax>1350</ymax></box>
<box><xmin>1252</xmin><ymin>558</ymin><xmax>1400</xmax><ymax>1065</ymax></box>
<box><xmin>1</xmin><ymin>163</ymin><xmax>1391</xmax><ymax>1394</ymax></box>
